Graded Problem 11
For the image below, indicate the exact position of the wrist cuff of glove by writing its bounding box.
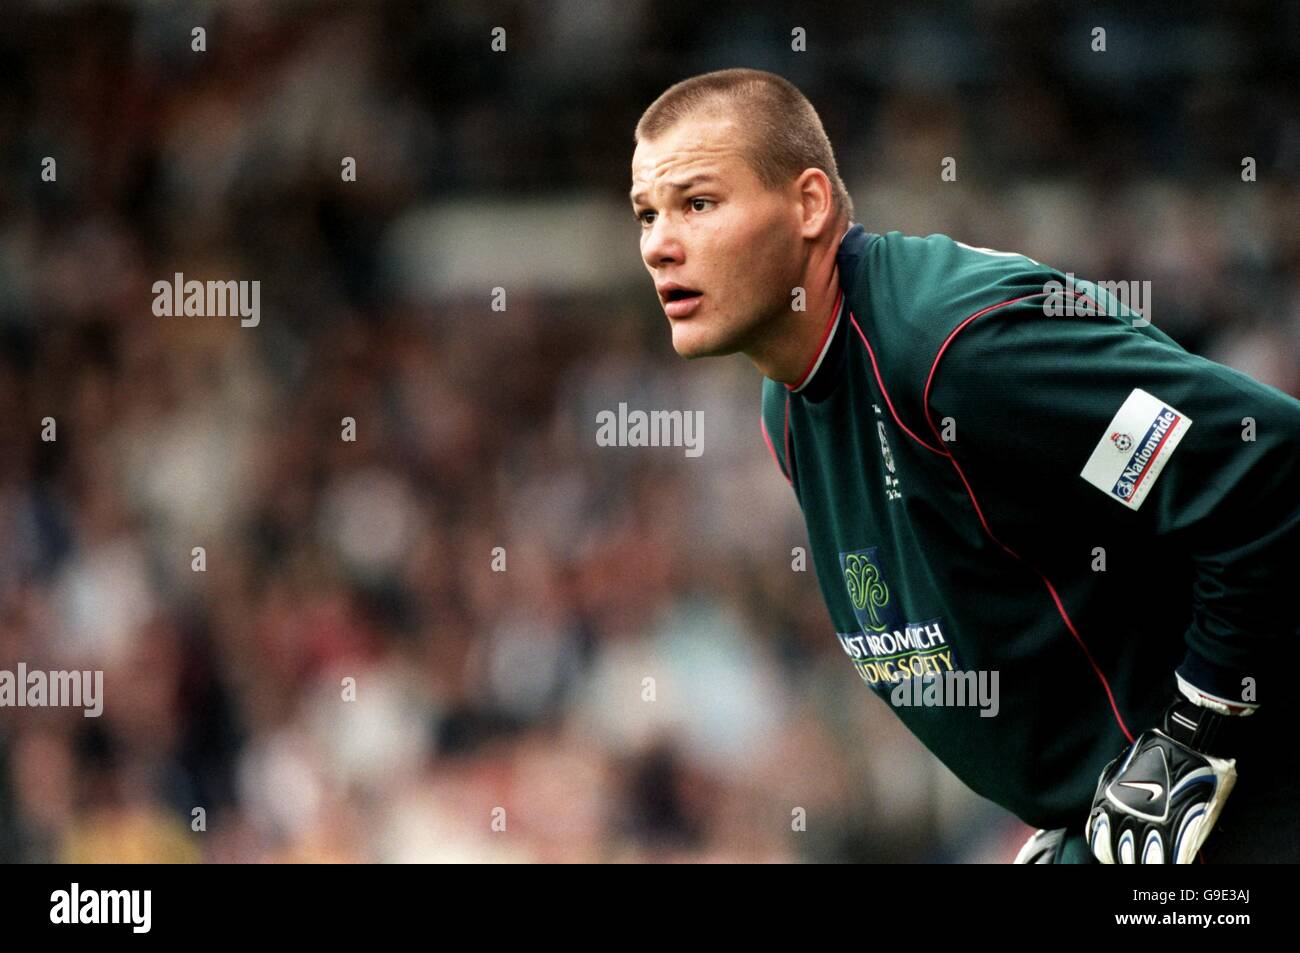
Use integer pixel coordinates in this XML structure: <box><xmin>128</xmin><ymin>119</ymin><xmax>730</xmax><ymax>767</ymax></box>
<box><xmin>1162</xmin><ymin>696</ymin><xmax>1233</xmax><ymax>759</ymax></box>
<box><xmin>1175</xmin><ymin>653</ymin><xmax>1258</xmax><ymax>716</ymax></box>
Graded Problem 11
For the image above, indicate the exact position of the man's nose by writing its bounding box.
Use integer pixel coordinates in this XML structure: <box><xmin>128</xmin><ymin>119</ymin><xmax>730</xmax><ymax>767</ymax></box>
<box><xmin>641</xmin><ymin>217</ymin><xmax>684</xmax><ymax>268</ymax></box>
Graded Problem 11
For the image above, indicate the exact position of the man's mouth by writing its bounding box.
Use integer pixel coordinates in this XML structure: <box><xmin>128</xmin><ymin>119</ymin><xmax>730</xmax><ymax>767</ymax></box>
<box><xmin>663</xmin><ymin>289</ymin><xmax>704</xmax><ymax>318</ymax></box>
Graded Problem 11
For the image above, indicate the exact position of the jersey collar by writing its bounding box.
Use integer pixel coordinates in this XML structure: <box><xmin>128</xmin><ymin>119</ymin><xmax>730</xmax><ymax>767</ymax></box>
<box><xmin>785</xmin><ymin>288</ymin><xmax>846</xmax><ymax>395</ymax></box>
<box><xmin>785</xmin><ymin>222</ymin><xmax>858</xmax><ymax>402</ymax></box>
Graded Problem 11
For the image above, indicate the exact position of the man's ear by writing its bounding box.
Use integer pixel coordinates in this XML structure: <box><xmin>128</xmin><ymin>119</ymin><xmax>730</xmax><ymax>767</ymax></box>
<box><xmin>795</xmin><ymin>168</ymin><xmax>835</xmax><ymax>239</ymax></box>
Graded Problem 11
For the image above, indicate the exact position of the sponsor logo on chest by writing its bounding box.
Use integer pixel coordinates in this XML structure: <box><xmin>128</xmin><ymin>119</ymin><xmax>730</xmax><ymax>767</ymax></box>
<box><xmin>835</xmin><ymin>546</ymin><xmax>957</xmax><ymax>687</ymax></box>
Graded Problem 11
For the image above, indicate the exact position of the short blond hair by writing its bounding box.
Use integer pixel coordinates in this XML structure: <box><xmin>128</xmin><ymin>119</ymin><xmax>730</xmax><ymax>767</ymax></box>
<box><xmin>636</xmin><ymin>68</ymin><xmax>854</xmax><ymax>223</ymax></box>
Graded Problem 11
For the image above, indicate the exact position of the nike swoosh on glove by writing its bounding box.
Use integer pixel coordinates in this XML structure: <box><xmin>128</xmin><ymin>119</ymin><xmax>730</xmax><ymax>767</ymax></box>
<box><xmin>1086</xmin><ymin>697</ymin><xmax>1238</xmax><ymax>864</ymax></box>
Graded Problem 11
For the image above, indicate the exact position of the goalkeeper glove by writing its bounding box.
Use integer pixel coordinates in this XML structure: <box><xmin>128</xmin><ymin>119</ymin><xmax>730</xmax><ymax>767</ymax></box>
<box><xmin>1086</xmin><ymin>691</ymin><xmax>1242</xmax><ymax>864</ymax></box>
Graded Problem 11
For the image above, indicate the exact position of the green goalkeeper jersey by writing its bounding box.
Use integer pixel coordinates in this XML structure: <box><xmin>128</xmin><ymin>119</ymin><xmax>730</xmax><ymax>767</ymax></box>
<box><xmin>760</xmin><ymin>224</ymin><xmax>1300</xmax><ymax>829</ymax></box>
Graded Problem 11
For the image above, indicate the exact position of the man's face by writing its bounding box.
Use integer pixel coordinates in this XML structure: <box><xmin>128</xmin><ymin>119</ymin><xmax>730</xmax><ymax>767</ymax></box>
<box><xmin>631</xmin><ymin>114</ymin><xmax>804</xmax><ymax>359</ymax></box>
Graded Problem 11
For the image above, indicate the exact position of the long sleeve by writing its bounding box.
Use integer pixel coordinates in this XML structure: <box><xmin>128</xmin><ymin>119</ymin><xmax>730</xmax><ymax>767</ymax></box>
<box><xmin>925</xmin><ymin>282</ymin><xmax>1300</xmax><ymax>714</ymax></box>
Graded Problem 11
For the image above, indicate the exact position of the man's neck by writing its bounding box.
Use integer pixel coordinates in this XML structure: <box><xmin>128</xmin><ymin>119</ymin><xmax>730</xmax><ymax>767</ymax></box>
<box><xmin>743</xmin><ymin>227</ymin><xmax>846</xmax><ymax>386</ymax></box>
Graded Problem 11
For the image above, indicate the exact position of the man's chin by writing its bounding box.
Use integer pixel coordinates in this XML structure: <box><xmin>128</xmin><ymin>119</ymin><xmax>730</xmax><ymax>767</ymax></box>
<box><xmin>669</xmin><ymin>322</ymin><xmax>745</xmax><ymax>359</ymax></box>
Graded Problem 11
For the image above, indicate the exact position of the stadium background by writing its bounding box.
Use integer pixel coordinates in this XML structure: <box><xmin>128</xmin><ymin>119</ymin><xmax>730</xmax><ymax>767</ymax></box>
<box><xmin>0</xmin><ymin>1</ymin><xmax>1296</xmax><ymax>862</ymax></box>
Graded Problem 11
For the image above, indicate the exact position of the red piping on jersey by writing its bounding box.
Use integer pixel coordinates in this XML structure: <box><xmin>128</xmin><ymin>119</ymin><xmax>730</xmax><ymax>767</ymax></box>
<box><xmin>849</xmin><ymin>315</ymin><xmax>948</xmax><ymax>456</ymax></box>
<box><xmin>922</xmin><ymin>291</ymin><xmax>1136</xmax><ymax>746</ymax></box>
<box><xmin>786</xmin><ymin>289</ymin><xmax>845</xmax><ymax>392</ymax></box>
<box><xmin>783</xmin><ymin>393</ymin><xmax>793</xmax><ymax>482</ymax></box>
<box><xmin>760</xmin><ymin>413</ymin><xmax>791</xmax><ymax>485</ymax></box>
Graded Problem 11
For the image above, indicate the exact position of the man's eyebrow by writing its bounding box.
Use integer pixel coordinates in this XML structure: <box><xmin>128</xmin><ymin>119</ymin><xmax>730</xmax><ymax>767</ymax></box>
<box><xmin>629</xmin><ymin>175</ymin><xmax>721</xmax><ymax>206</ymax></box>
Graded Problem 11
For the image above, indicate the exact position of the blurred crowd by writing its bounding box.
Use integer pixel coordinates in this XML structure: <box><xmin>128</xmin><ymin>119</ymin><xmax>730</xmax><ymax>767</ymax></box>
<box><xmin>0</xmin><ymin>1</ymin><xmax>1295</xmax><ymax>862</ymax></box>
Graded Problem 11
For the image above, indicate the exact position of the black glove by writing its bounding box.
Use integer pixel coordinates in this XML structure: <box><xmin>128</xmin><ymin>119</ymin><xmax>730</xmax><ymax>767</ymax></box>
<box><xmin>1086</xmin><ymin>695</ymin><xmax>1238</xmax><ymax>864</ymax></box>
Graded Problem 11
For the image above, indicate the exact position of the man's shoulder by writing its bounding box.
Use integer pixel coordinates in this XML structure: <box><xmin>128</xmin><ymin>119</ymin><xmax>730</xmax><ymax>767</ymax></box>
<box><xmin>834</xmin><ymin>230</ymin><xmax>1070</xmax><ymax>431</ymax></box>
<box><xmin>860</xmin><ymin>231</ymin><xmax>1061</xmax><ymax>310</ymax></box>
<box><xmin>845</xmin><ymin>230</ymin><xmax>1065</xmax><ymax>361</ymax></box>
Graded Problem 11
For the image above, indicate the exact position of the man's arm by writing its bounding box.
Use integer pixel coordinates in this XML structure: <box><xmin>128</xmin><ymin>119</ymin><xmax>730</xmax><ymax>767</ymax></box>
<box><xmin>924</xmin><ymin>283</ymin><xmax>1300</xmax><ymax>709</ymax></box>
<box><xmin>925</xmin><ymin>280</ymin><xmax>1299</xmax><ymax>862</ymax></box>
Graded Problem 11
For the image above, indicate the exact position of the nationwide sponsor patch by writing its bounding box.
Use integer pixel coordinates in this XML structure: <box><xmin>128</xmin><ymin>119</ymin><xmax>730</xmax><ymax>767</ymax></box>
<box><xmin>1080</xmin><ymin>388</ymin><xmax>1192</xmax><ymax>510</ymax></box>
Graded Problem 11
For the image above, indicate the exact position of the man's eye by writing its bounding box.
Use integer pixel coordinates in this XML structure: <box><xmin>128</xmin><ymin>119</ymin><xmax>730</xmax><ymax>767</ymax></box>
<box><xmin>637</xmin><ymin>210</ymin><xmax>656</xmax><ymax>226</ymax></box>
<box><xmin>689</xmin><ymin>197</ymin><xmax>715</xmax><ymax>212</ymax></box>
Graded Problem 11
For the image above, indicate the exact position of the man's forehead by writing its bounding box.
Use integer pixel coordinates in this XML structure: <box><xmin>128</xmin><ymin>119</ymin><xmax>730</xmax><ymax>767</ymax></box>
<box><xmin>631</xmin><ymin>117</ymin><xmax>748</xmax><ymax>189</ymax></box>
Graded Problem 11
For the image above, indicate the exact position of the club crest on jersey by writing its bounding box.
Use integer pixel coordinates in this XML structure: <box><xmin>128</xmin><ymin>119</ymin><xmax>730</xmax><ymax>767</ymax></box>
<box><xmin>1081</xmin><ymin>389</ymin><xmax>1192</xmax><ymax>511</ymax></box>
<box><xmin>872</xmin><ymin>404</ymin><xmax>902</xmax><ymax>501</ymax></box>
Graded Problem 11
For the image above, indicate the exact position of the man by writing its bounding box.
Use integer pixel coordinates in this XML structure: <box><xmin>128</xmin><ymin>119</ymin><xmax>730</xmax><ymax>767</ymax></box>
<box><xmin>630</xmin><ymin>68</ymin><xmax>1300</xmax><ymax>863</ymax></box>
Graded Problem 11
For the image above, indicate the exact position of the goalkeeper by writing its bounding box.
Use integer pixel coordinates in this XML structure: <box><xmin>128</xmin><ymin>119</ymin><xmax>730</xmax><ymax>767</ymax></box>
<box><xmin>630</xmin><ymin>68</ymin><xmax>1300</xmax><ymax>863</ymax></box>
